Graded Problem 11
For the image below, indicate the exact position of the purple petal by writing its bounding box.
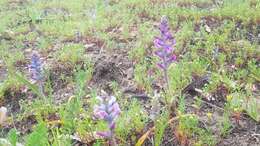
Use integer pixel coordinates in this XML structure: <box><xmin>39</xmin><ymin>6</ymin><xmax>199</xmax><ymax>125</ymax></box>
<box><xmin>31</xmin><ymin>72</ymin><xmax>42</xmax><ymax>81</ymax></box>
<box><xmin>166</xmin><ymin>54</ymin><xmax>177</xmax><ymax>63</ymax></box>
<box><xmin>155</xmin><ymin>50</ymin><xmax>165</xmax><ymax>58</ymax></box>
<box><xmin>159</xmin><ymin>22</ymin><xmax>168</xmax><ymax>32</ymax></box>
<box><xmin>109</xmin><ymin>103</ymin><xmax>121</xmax><ymax>118</ymax></box>
<box><xmin>112</xmin><ymin>103</ymin><xmax>121</xmax><ymax>112</ymax></box>
<box><xmin>110</xmin><ymin>110</ymin><xmax>120</xmax><ymax>120</ymax></box>
<box><xmin>157</xmin><ymin>63</ymin><xmax>166</xmax><ymax>70</ymax></box>
<box><xmin>30</xmin><ymin>53</ymin><xmax>43</xmax><ymax>81</ymax></box>
<box><xmin>164</xmin><ymin>45</ymin><xmax>173</xmax><ymax>53</ymax></box>
<box><xmin>171</xmin><ymin>38</ymin><xmax>176</xmax><ymax>46</ymax></box>
<box><xmin>94</xmin><ymin>110</ymin><xmax>108</xmax><ymax>119</ymax></box>
<box><xmin>109</xmin><ymin>122</ymin><xmax>116</xmax><ymax>130</ymax></box>
<box><xmin>108</xmin><ymin>96</ymin><xmax>116</xmax><ymax>107</ymax></box>
<box><xmin>93</xmin><ymin>95</ymin><xmax>121</xmax><ymax>134</ymax></box>
<box><xmin>159</xmin><ymin>18</ymin><xmax>169</xmax><ymax>33</ymax></box>
<box><xmin>96</xmin><ymin>131</ymin><xmax>111</xmax><ymax>138</ymax></box>
<box><xmin>154</xmin><ymin>37</ymin><xmax>165</xmax><ymax>48</ymax></box>
<box><xmin>105</xmin><ymin>115</ymin><xmax>113</xmax><ymax>122</ymax></box>
<box><xmin>162</xmin><ymin>31</ymin><xmax>173</xmax><ymax>40</ymax></box>
<box><xmin>94</xmin><ymin>104</ymin><xmax>106</xmax><ymax>111</ymax></box>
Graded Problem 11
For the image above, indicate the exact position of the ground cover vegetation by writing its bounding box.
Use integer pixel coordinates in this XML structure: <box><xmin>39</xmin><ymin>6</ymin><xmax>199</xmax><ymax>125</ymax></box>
<box><xmin>0</xmin><ymin>0</ymin><xmax>259</xmax><ymax>145</ymax></box>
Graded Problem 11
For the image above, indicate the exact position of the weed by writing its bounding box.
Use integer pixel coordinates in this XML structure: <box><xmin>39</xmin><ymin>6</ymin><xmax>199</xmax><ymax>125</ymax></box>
<box><xmin>219</xmin><ymin>111</ymin><xmax>232</xmax><ymax>137</ymax></box>
<box><xmin>154</xmin><ymin>110</ymin><xmax>169</xmax><ymax>146</ymax></box>
<box><xmin>116</xmin><ymin>99</ymin><xmax>148</xmax><ymax>142</ymax></box>
<box><xmin>56</xmin><ymin>44</ymin><xmax>85</xmax><ymax>64</ymax></box>
<box><xmin>0</xmin><ymin>0</ymin><xmax>259</xmax><ymax>145</ymax></box>
<box><xmin>51</xmin><ymin>128</ymin><xmax>71</xmax><ymax>146</ymax></box>
<box><xmin>7</xmin><ymin>129</ymin><xmax>18</xmax><ymax>146</ymax></box>
<box><xmin>133</xmin><ymin>61</ymin><xmax>153</xmax><ymax>93</ymax></box>
<box><xmin>25</xmin><ymin>122</ymin><xmax>48</xmax><ymax>146</ymax></box>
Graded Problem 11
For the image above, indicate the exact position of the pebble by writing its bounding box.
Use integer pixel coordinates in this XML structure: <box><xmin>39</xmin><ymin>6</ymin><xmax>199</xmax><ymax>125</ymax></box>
<box><xmin>0</xmin><ymin>106</ymin><xmax>7</xmax><ymax>125</ymax></box>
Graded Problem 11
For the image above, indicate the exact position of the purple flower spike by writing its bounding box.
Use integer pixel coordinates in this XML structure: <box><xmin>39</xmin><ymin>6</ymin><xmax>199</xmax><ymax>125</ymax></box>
<box><xmin>93</xmin><ymin>94</ymin><xmax>121</xmax><ymax>143</ymax></box>
<box><xmin>154</xmin><ymin>16</ymin><xmax>177</xmax><ymax>91</ymax></box>
<box><xmin>29</xmin><ymin>53</ymin><xmax>46</xmax><ymax>98</ymax></box>
<box><xmin>29</xmin><ymin>53</ymin><xmax>43</xmax><ymax>82</ymax></box>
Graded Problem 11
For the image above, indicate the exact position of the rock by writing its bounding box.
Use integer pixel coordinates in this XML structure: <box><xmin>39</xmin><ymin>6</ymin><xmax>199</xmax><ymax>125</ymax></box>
<box><xmin>0</xmin><ymin>138</ymin><xmax>24</xmax><ymax>146</ymax></box>
<box><xmin>0</xmin><ymin>106</ymin><xmax>7</xmax><ymax>125</ymax></box>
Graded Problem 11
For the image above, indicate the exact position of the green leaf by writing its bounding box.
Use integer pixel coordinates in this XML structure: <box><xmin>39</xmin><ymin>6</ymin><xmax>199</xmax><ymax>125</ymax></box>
<box><xmin>7</xmin><ymin>129</ymin><xmax>18</xmax><ymax>146</ymax></box>
<box><xmin>154</xmin><ymin>111</ymin><xmax>169</xmax><ymax>146</ymax></box>
<box><xmin>25</xmin><ymin>122</ymin><xmax>48</xmax><ymax>146</ymax></box>
<box><xmin>13</xmin><ymin>72</ymin><xmax>45</xmax><ymax>99</ymax></box>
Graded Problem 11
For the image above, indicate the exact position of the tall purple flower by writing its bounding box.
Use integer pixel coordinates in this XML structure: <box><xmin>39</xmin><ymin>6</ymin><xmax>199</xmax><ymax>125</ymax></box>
<box><xmin>93</xmin><ymin>94</ymin><xmax>121</xmax><ymax>145</ymax></box>
<box><xmin>29</xmin><ymin>53</ymin><xmax>43</xmax><ymax>82</ymax></box>
<box><xmin>154</xmin><ymin>16</ymin><xmax>176</xmax><ymax>89</ymax></box>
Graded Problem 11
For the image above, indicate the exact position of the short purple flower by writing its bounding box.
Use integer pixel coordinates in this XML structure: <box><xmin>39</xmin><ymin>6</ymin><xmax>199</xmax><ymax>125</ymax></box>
<box><xmin>28</xmin><ymin>53</ymin><xmax>46</xmax><ymax>98</ymax></box>
<box><xmin>29</xmin><ymin>53</ymin><xmax>43</xmax><ymax>82</ymax></box>
<box><xmin>154</xmin><ymin>16</ymin><xmax>176</xmax><ymax>70</ymax></box>
<box><xmin>94</xmin><ymin>95</ymin><xmax>121</xmax><ymax>139</ymax></box>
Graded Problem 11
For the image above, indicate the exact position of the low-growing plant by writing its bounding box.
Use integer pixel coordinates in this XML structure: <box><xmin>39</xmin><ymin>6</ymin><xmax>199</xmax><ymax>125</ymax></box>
<box><xmin>56</xmin><ymin>44</ymin><xmax>85</xmax><ymax>64</ymax></box>
<box><xmin>175</xmin><ymin>115</ymin><xmax>198</xmax><ymax>145</ymax></box>
<box><xmin>7</xmin><ymin>129</ymin><xmax>18</xmax><ymax>146</ymax></box>
<box><xmin>75</xmin><ymin>67</ymin><xmax>93</xmax><ymax>104</ymax></box>
<box><xmin>25</xmin><ymin>122</ymin><xmax>48</xmax><ymax>146</ymax></box>
<box><xmin>110</xmin><ymin>81</ymin><xmax>125</xmax><ymax>105</ymax></box>
<box><xmin>178</xmin><ymin>95</ymin><xmax>186</xmax><ymax>114</ymax></box>
<box><xmin>19</xmin><ymin>97</ymin><xmax>56</xmax><ymax>121</ymax></box>
<box><xmin>58</xmin><ymin>68</ymin><xmax>93</xmax><ymax>133</ymax></box>
<box><xmin>154</xmin><ymin>110</ymin><xmax>169</xmax><ymax>146</ymax></box>
<box><xmin>116</xmin><ymin>99</ymin><xmax>148</xmax><ymax>142</ymax></box>
<box><xmin>51</xmin><ymin>128</ymin><xmax>71</xmax><ymax>146</ymax></box>
<box><xmin>168</xmin><ymin>61</ymin><xmax>191</xmax><ymax>97</ymax></box>
<box><xmin>194</xmin><ymin>128</ymin><xmax>216</xmax><ymax>146</ymax></box>
<box><xmin>59</xmin><ymin>97</ymin><xmax>81</xmax><ymax>133</ymax></box>
<box><xmin>75</xmin><ymin>116</ymin><xmax>95</xmax><ymax>142</ymax></box>
<box><xmin>133</xmin><ymin>61</ymin><xmax>153</xmax><ymax>93</ymax></box>
<box><xmin>219</xmin><ymin>111</ymin><xmax>232</xmax><ymax>137</ymax></box>
<box><xmin>0</xmin><ymin>0</ymin><xmax>259</xmax><ymax>145</ymax></box>
<box><xmin>247</xmin><ymin>98</ymin><xmax>259</xmax><ymax>121</ymax></box>
<box><xmin>193</xmin><ymin>96</ymin><xmax>202</xmax><ymax>110</ymax></box>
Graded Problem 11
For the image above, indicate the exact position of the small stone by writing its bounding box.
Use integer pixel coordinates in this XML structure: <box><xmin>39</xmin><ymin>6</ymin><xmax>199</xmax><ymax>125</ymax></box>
<box><xmin>0</xmin><ymin>106</ymin><xmax>7</xmax><ymax>125</ymax></box>
<box><xmin>205</xmin><ymin>25</ymin><xmax>211</xmax><ymax>33</ymax></box>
